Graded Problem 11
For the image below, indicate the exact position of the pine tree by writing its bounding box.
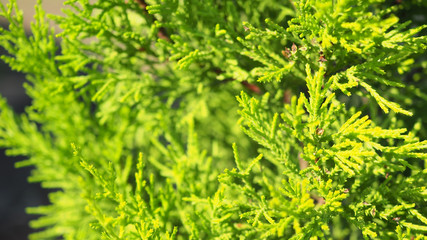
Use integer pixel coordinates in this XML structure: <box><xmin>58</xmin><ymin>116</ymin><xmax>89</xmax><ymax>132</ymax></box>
<box><xmin>0</xmin><ymin>0</ymin><xmax>426</xmax><ymax>239</ymax></box>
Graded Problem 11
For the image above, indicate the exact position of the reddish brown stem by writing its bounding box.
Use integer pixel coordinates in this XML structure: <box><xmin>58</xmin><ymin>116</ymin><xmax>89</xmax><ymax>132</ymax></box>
<box><xmin>242</xmin><ymin>81</ymin><xmax>262</xmax><ymax>95</ymax></box>
<box><xmin>133</xmin><ymin>0</ymin><xmax>170</xmax><ymax>41</ymax></box>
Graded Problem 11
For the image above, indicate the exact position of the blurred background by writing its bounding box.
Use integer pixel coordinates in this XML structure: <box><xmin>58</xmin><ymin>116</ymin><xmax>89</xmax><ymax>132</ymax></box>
<box><xmin>0</xmin><ymin>1</ymin><xmax>63</xmax><ymax>239</ymax></box>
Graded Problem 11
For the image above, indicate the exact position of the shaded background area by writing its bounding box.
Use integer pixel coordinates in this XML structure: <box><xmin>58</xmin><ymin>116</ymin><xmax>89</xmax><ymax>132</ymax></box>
<box><xmin>0</xmin><ymin>1</ymin><xmax>64</xmax><ymax>239</ymax></box>
<box><xmin>0</xmin><ymin>44</ymin><xmax>51</xmax><ymax>239</ymax></box>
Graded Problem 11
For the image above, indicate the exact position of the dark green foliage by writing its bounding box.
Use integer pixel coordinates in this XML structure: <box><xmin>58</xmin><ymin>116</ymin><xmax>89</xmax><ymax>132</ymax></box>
<box><xmin>0</xmin><ymin>0</ymin><xmax>426</xmax><ymax>239</ymax></box>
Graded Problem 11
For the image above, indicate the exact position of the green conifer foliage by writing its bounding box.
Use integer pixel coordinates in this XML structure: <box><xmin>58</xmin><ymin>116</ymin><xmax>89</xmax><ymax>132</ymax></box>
<box><xmin>0</xmin><ymin>0</ymin><xmax>426</xmax><ymax>239</ymax></box>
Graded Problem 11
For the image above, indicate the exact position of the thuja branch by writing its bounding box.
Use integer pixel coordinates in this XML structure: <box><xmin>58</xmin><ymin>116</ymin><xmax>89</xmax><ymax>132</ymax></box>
<box><xmin>0</xmin><ymin>0</ymin><xmax>426</xmax><ymax>239</ymax></box>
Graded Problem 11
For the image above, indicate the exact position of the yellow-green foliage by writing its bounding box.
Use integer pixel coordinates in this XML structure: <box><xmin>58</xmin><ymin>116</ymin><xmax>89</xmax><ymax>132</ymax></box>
<box><xmin>0</xmin><ymin>0</ymin><xmax>426</xmax><ymax>239</ymax></box>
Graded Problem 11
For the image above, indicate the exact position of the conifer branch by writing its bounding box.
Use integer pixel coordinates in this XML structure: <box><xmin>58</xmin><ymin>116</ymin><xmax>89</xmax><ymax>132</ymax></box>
<box><xmin>0</xmin><ymin>0</ymin><xmax>426</xmax><ymax>239</ymax></box>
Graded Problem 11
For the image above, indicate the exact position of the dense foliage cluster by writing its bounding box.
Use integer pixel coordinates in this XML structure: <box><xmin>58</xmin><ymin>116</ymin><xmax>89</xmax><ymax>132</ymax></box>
<box><xmin>1</xmin><ymin>0</ymin><xmax>426</xmax><ymax>239</ymax></box>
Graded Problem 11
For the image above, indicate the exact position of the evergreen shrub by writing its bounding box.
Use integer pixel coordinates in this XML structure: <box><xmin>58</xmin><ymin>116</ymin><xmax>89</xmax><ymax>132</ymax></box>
<box><xmin>0</xmin><ymin>0</ymin><xmax>426</xmax><ymax>239</ymax></box>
